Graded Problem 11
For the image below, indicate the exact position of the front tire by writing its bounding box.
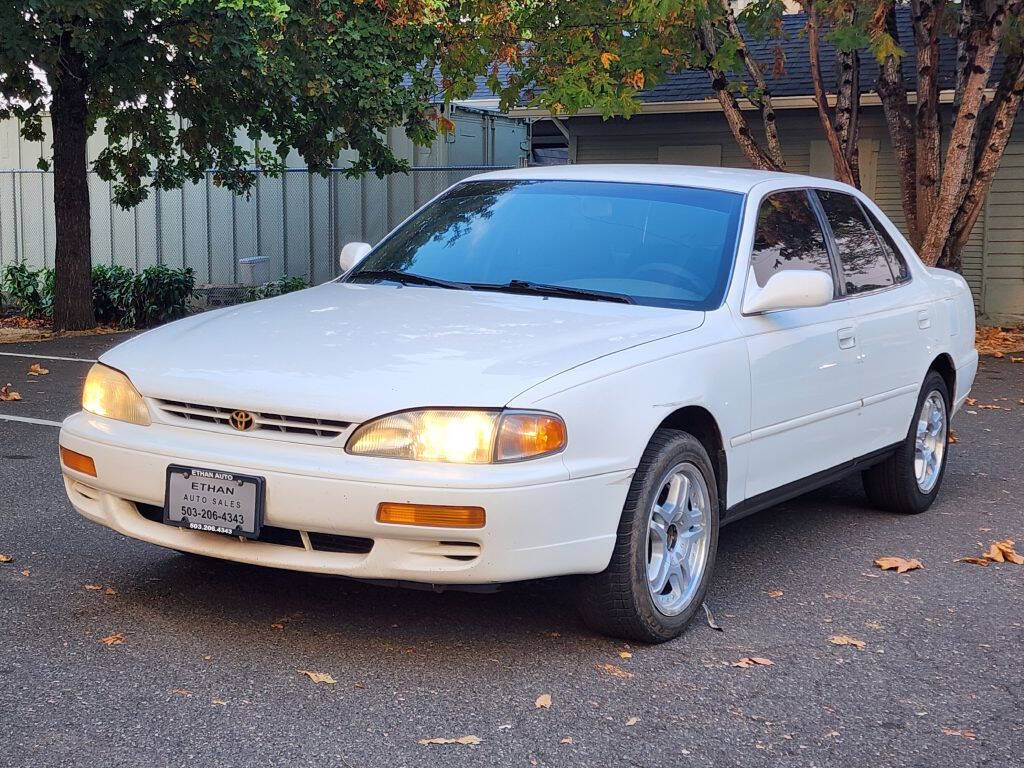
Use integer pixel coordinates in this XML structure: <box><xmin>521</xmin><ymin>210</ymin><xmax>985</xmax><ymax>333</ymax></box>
<box><xmin>578</xmin><ymin>429</ymin><xmax>719</xmax><ymax>643</ymax></box>
<box><xmin>862</xmin><ymin>370</ymin><xmax>951</xmax><ymax>514</ymax></box>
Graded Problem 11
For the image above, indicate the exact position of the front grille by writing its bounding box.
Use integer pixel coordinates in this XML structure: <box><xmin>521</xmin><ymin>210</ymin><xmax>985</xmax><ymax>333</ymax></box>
<box><xmin>134</xmin><ymin>503</ymin><xmax>373</xmax><ymax>555</ymax></box>
<box><xmin>154</xmin><ymin>399</ymin><xmax>351</xmax><ymax>442</ymax></box>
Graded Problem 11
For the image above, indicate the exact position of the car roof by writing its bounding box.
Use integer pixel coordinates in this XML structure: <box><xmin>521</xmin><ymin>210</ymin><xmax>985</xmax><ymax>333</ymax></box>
<box><xmin>465</xmin><ymin>164</ymin><xmax>840</xmax><ymax>195</ymax></box>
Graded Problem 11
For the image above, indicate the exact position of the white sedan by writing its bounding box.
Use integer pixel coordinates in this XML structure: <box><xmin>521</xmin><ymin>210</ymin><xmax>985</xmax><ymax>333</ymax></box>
<box><xmin>59</xmin><ymin>165</ymin><xmax>977</xmax><ymax>642</ymax></box>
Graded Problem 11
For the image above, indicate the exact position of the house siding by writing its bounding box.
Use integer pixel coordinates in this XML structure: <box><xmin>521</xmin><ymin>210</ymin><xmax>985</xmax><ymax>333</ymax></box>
<box><xmin>569</xmin><ymin>106</ymin><xmax>1021</xmax><ymax>323</ymax></box>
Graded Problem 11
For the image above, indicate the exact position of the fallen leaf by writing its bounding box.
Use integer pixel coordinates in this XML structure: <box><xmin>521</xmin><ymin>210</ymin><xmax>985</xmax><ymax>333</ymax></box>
<box><xmin>596</xmin><ymin>663</ymin><xmax>634</xmax><ymax>679</ymax></box>
<box><xmin>21</xmin><ymin>569</ymin><xmax>30</xmax><ymax>577</ymax></box>
<box><xmin>984</xmin><ymin>542</ymin><xmax>1005</xmax><ymax>562</ymax></box>
<box><xmin>535</xmin><ymin>693</ymin><xmax>552</xmax><ymax>709</ymax></box>
<box><xmin>625</xmin><ymin>717</ymin><xmax>641</xmax><ymax>726</ymax></box>
<box><xmin>100</xmin><ymin>633</ymin><xmax>125</xmax><ymax>646</ymax></box>
<box><xmin>1011</xmin><ymin>357</ymin><xmax>1023</xmax><ymax>363</ymax></box>
<box><xmin>202</xmin><ymin>655</ymin><xmax>213</xmax><ymax>661</ymax></box>
<box><xmin>0</xmin><ymin>384</ymin><xmax>22</xmax><ymax>401</ymax></box>
<box><xmin>27</xmin><ymin>363</ymin><xmax>49</xmax><ymax>375</ymax></box>
<box><xmin>732</xmin><ymin>657</ymin><xmax>774</xmax><ymax>668</ymax></box>
<box><xmin>702</xmin><ymin>601</ymin><xmax>723</xmax><ymax>631</ymax></box>
<box><xmin>84</xmin><ymin>583</ymin><xmax>102</xmax><ymax>591</ymax></box>
<box><xmin>966</xmin><ymin>397</ymin><xmax>978</xmax><ymax>406</ymax></box>
<box><xmin>766</xmin><ymin>589</ymin><xmax>784</xmax><ymax>598</ymax></box>
<box><xmin>956</xmin><ymin>556</ymin><xmax>990</xmax><ymax>566</ymax></box>
<box><xmin>618</xmin><ymin>651</ymin><xmax>632</xmax><ymax>659</ymax></box>
<box><xmin>978</xmin><ymin>404</ymin><xmax>1002</xmax><ymax>410</ymax></box>
<box><xmin>104</xmin><ymin>587</ymin><xmax>117</xmax><ymax>596</ymax></box>
<box><xmin>354</xmin><ymin>682</ymin><xmax>365</xmax><ymax>689</ymax></box>
<box><xmin>417</xmin><ymin>736</ymin><xmax>481</xmax><ymax>746</ymax></box>
<box><xmin>211</xmin><ymin>698</ymin><xmax>229</xmax><ymax>706</ymax></box>
<box><xmin>171</xmin><ymin>689</ymin><xmax>192</xmax><ymax>696</ymax></box>
<box><xmin>941</xmin><ymin>727</ymin><xmax>977</xmax><ymax>740</ymax></box>
<box><xmin>270</xmin><ymin>623</ymin><xmax>285</xmax><ymax>629</ymax></box>
<box><xmin>545</xmin><ymin>631</ymin><xmax>561</xmax><ymax>638</ymax></box>
<box><xmin>298</xmin><ymin>669</ymin><xmax>336</xmax><ymax>684</ymax></box>
<box><xmin>948</xmin><ymin>430</ymin><xmax>959</xmax><ymax>444</ymax></box>
<box><xmin>560</xmin><ymin>737</ymin><xmax>574</xmax><ymax>744</ymax></box>
<box><xmin>0</xmin><ymin>554</ymin><xmax>12</xmax><ymax>563</ymax></box>
<box><xmin>828</xmin><ymin>635</ymin><xmax>865</xmax><ymax>650</ymax></box>
<box><xmin>994</xmin><ymin>539</ymin><xmax>1024</xmax><ymax>565</ymax></box>
<box><xmin>874</xmin><ymin>556</ymin><xmax>924</xmax><ymax>574</ymax></box>
<box><xmin>1018</xmin><ymin>398</ymin><xmax>1024</xmax><ymax>405</ymax></box>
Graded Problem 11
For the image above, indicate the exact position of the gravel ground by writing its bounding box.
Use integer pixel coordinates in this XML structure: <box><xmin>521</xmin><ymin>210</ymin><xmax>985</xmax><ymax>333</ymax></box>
<box><xmin>1</xmin><ymin>335</ymin><xmax>1021</xmax><ymax>767</ymax></box>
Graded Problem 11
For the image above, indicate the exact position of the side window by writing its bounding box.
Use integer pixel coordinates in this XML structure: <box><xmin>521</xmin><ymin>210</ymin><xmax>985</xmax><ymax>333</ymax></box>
<box><xmin>750</xmin><ymin>191</ymin><xmax>833</xmax><ymax>288</ymax></box>
<box><xmin>861</xmin><ymin>205</ymin><xmax>911</xmax><ymax>283</ymax></box>
<box><xmin>816</xmin><ymin>190</ymin><xmax>895</xmax><ymax>294</ymax></box>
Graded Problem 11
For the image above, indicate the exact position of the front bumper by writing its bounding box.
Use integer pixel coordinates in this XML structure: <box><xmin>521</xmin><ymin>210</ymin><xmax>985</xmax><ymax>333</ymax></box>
<box><xmin>59</xmin><ymin>412</ymin><xmax>632</xmax><ymax>584</ymax></box>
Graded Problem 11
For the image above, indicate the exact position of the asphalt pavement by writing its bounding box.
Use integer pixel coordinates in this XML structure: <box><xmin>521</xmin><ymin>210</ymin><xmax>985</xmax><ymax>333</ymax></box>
<box><xmin>1</xmin><ymin>334</ymin><xmax>1022</xmax><ymax>767</ymax></box>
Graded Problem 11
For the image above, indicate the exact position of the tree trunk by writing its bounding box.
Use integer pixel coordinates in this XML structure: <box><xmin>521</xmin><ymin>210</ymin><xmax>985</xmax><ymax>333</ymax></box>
<box><xmin>833</xmin><ymin>6</ymin><xmax>861</xmax><ymax>187</ymax></box>
<box><xmin>720</xmin><ymin>0</ymin><xmax>786</xmax><ymax>169</ymax></box>
<box><xmin>806</xmin><ymin>4</ymin><xmax>857</xmax><ymax>185</ymax></box>
<box><xmin>910</xmin><ymin>0</ymin><xmax>947</xmax><ymax>235</ymax></box>
<box><xmin>697</xmin><ymin>20</ymin><xmax>782</xmax><ymax>171</ymax></box>
<box><xmin>944</xmin><ymin>49</ymin><xmax>1024</xmax><ymax>266</ymax></box>
<box><xmin>50</xmin><ymin>41</ymin><xmax>95</xmax><ymax>331</ymax></box>
<box><xmin>875</xmin><ymin>4</ymin><xmax>919</xmax><ymax>246</ymax></box>
<box><xmin>918</xmin><ymin>1</ymin><xmax>1009</xmax><ymax>264</ymax></box>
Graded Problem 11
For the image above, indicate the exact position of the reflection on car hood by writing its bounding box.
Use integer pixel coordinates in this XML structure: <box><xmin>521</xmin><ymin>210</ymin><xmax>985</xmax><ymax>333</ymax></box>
<box><xmin>101</xmin><ymin>282</ymin><xmax>704</xmax><ymax>422</ymax></box>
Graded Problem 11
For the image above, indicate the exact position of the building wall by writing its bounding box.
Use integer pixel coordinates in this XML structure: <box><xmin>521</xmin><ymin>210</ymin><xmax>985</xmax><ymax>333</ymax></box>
<box><xmin>568</xmin><ymin>106</ymin><xmax>1023</xmax><ymax>323</ymax></box>
<box><xmin>0</xmin><ymin>105</ymin><xmax>526</xmax><ymax>285</ymax></box>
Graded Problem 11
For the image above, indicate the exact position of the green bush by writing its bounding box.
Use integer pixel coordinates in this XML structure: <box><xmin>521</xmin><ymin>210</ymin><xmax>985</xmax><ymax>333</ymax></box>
<box><xmin>1</xmin><ymin>263</ymin><xmax>53</xmax><ymax>318</ymax></box>
<box><xmin>90</xmin><ymin>265</ymin><xmax>134</xmax><ymax>324</ymax></box>
<box><xmin>120</xmin><ymin>265</ymin><xmax>196</xmax><ymax>328</ymax></box>
<box><xmin>1</xmin><ymin>262</ymin><xmax>194</xmax><ymax>328</ymax></box>
<box><xmin>244</xmin><ymin>275</ymin><xmax>308</xmax><ymax>302</ymax></box>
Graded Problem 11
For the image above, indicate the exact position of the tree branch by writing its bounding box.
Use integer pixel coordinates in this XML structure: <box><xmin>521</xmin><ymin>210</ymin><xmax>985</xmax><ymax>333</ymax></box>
<box><xmin>873</xmin><ymin>2</ymin><xmax>918</xmax><ymax>245</ymax></box>
<box><xmin>719</xmin><ymin>0</ymin><xmax>786</xmax><ymax>169</ymax></box>
<box><xmin>806</xmin><ymin>3</ymin><xmax>856</xmax><ymax>185</ymax></box>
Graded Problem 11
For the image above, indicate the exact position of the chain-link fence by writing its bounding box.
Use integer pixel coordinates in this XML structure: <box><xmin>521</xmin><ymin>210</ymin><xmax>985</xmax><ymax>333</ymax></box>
<box><xmin>0</xmin><ymin>166</ymin><xmax>512</xmax><ymax>287</ymax></box>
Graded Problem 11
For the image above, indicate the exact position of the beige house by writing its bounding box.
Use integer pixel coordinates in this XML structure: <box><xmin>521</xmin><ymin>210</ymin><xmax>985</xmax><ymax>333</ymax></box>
<box><xmin>516</xmin><ymin>12</ymin><xmax>1024</xmax><ymax>324</ymax></box>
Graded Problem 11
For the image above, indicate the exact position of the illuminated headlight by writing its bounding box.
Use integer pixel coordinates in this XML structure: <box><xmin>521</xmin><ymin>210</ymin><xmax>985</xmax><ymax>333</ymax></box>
<box><xmin>81</xmin><ymin>363</ymin><xmax>151</xmax><ymax>426</ymax></box>
<box><xmin>345</xmin><ymin>409</ymin><xmax>567</xmax><ymax>464</ymax></box>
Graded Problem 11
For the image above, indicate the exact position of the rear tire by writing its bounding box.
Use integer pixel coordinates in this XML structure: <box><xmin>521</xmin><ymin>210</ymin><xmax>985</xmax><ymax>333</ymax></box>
<box><xmin>862</xmin><ymin>370</ymin><xmax>950</xmax><ymax>515</ymax></box>
<box><xmin>578</xmin><ymin>429</ymin><xmax>719</xmax><ymax>643</ymax></box>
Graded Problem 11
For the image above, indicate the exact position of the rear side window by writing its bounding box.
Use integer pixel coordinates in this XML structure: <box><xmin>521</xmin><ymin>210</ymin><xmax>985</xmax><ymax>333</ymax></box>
<box><xmin>816</xmin><ymin>190</ymin><xmax>895</xmax><ymax>294</ymax></box>
<box><xmin>750</xmin><ymin>191</ymin><xmax>833</xmax><ymax>287</ymax></box>
<box><xmin>862</xmin><ymin>205</ymin><xmax>911</xmax><ymax>283</ymax></box>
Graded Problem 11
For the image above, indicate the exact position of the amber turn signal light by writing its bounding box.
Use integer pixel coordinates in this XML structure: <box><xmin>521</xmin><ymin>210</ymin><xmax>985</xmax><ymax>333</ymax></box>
<box><xmin>376</xmin><ymin>502</ymin><xmax>485</xmax><ymax>529</ymax></box>
<box><xmin>60</xmin><ymin>446</ymin><xmax>97</xmax><ymax>477</ymax></box>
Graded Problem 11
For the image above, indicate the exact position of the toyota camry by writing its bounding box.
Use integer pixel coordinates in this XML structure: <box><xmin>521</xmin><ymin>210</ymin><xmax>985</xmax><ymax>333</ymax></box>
<box><xmin>59</xmin><ymin>165</ymin><xmax>977</xmax><ymax>642</ymax></box>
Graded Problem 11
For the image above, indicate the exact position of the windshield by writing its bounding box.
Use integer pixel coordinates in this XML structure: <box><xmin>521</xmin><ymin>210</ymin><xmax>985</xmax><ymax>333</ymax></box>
<box><xmin>346</xmin><ymin>179</ymin><xmax>744</xmax><ymax>310</ymax></box>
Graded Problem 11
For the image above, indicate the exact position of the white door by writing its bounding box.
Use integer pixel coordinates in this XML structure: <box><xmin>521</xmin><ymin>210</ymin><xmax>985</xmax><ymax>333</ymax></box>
<box><xmin>735</xmin><ymin>190</ymin><xmax>864</xmax><ymax>498</ymax></box>
<box><xmin>813</xmin><ymin>190</ymin><xmax>935</xmax><ymax>450</ymax></box>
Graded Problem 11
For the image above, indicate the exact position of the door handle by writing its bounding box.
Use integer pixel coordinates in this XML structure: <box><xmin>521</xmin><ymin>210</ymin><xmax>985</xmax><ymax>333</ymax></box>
<box><xmin>918</xmin><ymin>309</ymin><xmax>931</xmax><ymax>329</ymax></box>
<box><xmin>838</xmin><ymin>327</ymin><xmax>856</xmax><ymax>349</ymax></box>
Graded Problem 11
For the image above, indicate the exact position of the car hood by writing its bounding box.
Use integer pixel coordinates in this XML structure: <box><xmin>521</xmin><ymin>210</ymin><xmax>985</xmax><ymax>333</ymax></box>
<box><xmin>102</xmin><ymin>283</ymin><xmax>704</xmax><ymax>422</ymax></box>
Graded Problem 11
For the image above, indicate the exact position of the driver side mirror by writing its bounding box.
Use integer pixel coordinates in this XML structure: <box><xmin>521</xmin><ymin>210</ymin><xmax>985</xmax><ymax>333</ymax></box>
<box><xmin>743</xmin><ymin>270</ymin><xmax>834</xmax><ymax>315</ymax></box>
<box><xmin>339</xmin><ymin>242</ymin><xmax>372</xmax><ymax>273</ymax></box>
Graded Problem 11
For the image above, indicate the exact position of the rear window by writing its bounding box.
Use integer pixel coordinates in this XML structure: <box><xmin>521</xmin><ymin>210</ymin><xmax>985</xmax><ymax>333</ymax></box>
<box><xmin>816</xmin><ymin>190</ymin><xmax>896</xmax><ymax>295</ymax></box>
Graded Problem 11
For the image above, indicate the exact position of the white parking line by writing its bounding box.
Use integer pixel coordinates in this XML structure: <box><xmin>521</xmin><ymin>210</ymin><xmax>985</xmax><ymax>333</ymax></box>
<box><xmin>0</xmin><ymin>413</ymin><xmax>63</xmax><ymax>427</ymax></box>
<box><xmin>0</xmin><ymin>352</ymin><xmax>98</xmax><ymax>363</ymax></box>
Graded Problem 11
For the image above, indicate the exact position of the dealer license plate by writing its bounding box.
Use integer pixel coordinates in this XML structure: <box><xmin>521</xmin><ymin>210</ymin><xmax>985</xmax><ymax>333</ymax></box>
<box><xmin>163</xmin><ymin>465</ymin><xmax>264</xmax><ymax>538</ymax></box>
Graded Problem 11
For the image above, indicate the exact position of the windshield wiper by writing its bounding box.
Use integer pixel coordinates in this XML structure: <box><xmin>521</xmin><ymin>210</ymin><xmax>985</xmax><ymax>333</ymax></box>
<box><xmin>470</xmin><ymin>279</ymin><xmax>635</xmax><ymax>304</ymax></box>
<box><xmin>348</xmin><ymin>269</ymin><xmax>470</xmax><ymax>290</ymax></box>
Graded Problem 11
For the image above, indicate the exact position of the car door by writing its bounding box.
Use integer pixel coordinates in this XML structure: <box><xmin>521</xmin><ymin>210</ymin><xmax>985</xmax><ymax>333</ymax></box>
<box><xmin>813</xmin><ymin>190</ymin><xmax>933</xmax><ymax>452</ymax></box>
<box><xmin>734</xmin><ymin>189</ymin><xmax>864</xmax><ymax>499</ymax></box>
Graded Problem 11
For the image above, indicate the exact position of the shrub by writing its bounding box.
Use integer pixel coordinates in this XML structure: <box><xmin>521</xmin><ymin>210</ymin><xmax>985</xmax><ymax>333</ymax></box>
<box><xmin>1</xmin><ymin>263</ymin><xmax>52</xmax><ymax>318</ymax></box>
<box><xmin>119</xmin><ymin>265</ymin><xmax>196</xmax><ymax>328</ymax></box>
<box><xmin>244</xmin><ymin>275</ymin><xmax>308</xmax><ymax>302</ymax></box>
<box><xmin>90</xmin><ymin>265</ymin><xmax>134</xmax><ymax>325</ymax></box>
<box><xmin>2</xmin><ymin>262</ymin><xmax>194</xmax><ymax>328</ymax></box>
